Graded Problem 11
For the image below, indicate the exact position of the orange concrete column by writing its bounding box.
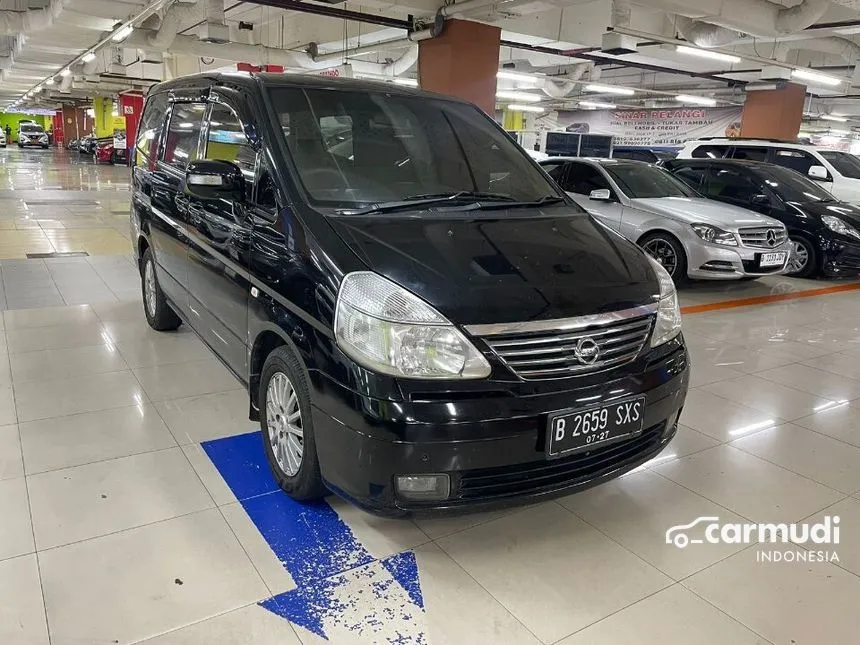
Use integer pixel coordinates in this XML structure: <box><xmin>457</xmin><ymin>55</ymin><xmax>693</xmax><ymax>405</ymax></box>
<box><xmin>740</xmin><ymin>82</ymin><xmax>807</xmax><ymax>140</ymax></box>
<box><xmin>418</xmin><ymin>19</ymin><xmax>501</xmax><ymax>114</ymax></box>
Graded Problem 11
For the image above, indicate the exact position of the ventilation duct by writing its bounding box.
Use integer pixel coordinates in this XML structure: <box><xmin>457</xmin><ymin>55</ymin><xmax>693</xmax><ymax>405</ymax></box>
<box><xmin>0</xmin><ymin>0</ymin><xmax>71</xmax><ymax>37</ymax></box>
<box><xmin>148</xmin><ymin>0</ymin><xmax>201</xmax><ymax>49</ymax></box>
<box><xmin>541</xmin><ymin>63</ymin><xmax>591</xmax><ymax>99</ymax></box>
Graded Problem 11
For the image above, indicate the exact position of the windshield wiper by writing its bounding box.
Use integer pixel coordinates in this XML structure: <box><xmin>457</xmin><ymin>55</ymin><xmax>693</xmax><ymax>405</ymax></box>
<box><xmin>340</xmin><ymin>192</ymin><xmax>564</xmax><ymax>216</ymax></box>
<box><xmin>404</xmin><ymin>191</ymin><xmax>517</xmax><ymax>202</ymax></box>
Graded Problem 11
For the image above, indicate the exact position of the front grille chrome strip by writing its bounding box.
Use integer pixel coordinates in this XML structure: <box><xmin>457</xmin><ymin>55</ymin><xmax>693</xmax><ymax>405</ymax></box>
<box><xmin>464</xmin><ymin>303</ymin><xmax>658</xmax><ymax>337</ymax></box>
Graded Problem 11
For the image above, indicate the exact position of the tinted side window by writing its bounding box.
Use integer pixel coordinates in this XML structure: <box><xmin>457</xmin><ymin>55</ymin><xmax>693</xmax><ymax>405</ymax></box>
<box><xmin>673</xmin><ymin>166</ymin><xmax>706</xmax><ymax>190</ymax></box>
<box><xmin>162</xmin><ymin>102</ymin><xmax>206</xmax><ymax>170</ymax></box>
<box><xmin>772</xmin><ymin>149</ymin><xmax>817</xmax><ymax>175</ymax></box>
<box><xmin>564</xmin><ymin>163</ymin><xmax>611</xmax><ymax>194</ymax></box>
<box><xmin>204</xmin><ymin>102</ymin><xmax>255</xmax><ymax>199</ymax></box>
<box><xmin>691</xmin><ymin>145</ymin><xmax>729</xmax><ymax>159</ymax></box>
<box><xmin>135</xmin><ymin>93</ymin><xmax>168</xmax><ymax>165</ymax></box>
<box><xmin>614</xmin><ymin>149</ymin><xmax>650</xmax><ymax>162</ymax></box>
<box><xmin>730</xmin><ymin>146</ymin><xmax>768</xmax><ymax>161</ymax></box>
<box><xmin>541</xmin><ymin>162</ymin><xmax>567</xmax><ymax>183</ymax></box>
<box><xmin>706</xmin><ymin>168</ymin><xmax>759</xmax><ymax>201</ymax></box>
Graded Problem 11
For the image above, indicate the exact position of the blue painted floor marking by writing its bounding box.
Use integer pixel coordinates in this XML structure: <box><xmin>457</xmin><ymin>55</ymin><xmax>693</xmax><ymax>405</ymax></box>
<box><xmin>202</xmin><ymin>431</ymin><xmax>426</xmax><ymax>642</ymax></box>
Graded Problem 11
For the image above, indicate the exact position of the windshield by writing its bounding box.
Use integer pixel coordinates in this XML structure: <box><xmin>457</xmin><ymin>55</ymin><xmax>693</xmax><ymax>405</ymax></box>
<box><xmin>756</xmin><ymin>166</ymin><xmax>836</xmax><ymax>203</ymax></box>
<box><xmin>819</xmin><ymin>150</ymin><xmax>860</xmax><ymax>179</ymax></box>
<box><xmin>267</xmin><ymin>87</ymin><xmax>562</xmax><ymax>208</ymax></box>
<box><xmin>603</xmin><ymin>162</ymin><xmax>698</xmax><ymax>199</ymax></box>
<box><xmin>20</xmin><ymin>124</ymin><xmax>43</xmax><ymax>133</ymax></box>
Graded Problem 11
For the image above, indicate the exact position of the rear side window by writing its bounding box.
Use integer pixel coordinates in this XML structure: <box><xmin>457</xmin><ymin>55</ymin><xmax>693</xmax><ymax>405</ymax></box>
<box><xmin>691</xmin><ymin>145</ymin><xmax>729</xmax><ymax>159</ymax></box>
<box><xmin>162</xmin><ymin>102</ymin><xmax>206</xmax><ymax>169</ymax></box>
<box><xmin>706</xmin><ymin>167</ymin><xmax>760</xmax><ymax>202</ymax></box>
<box><xmin>772</xmin><ymin>149</ymin><xmax>818</xmax><ymax>175</ymax></box>
<box><xmin>136</xmin><ymin>94</ymin><xmax>168</xmax><ymax>164</ymax></box>
<box><xmin>730</xmin><ymin>146</ymin><xmax>768</xmax><ymax>162</ymax></box>
<box><xmin>672</xmin><ymin>166</ymin><xmax>707</xmax><ymax>190</ymax></box>
<box><xmin>540</xmin><ymin>162</ymin><xmax>567</xmax><ymax>183</ymax></box>
<box><xmin>565</xmin><ymin>163</ymin><xmax>611</xmax><ymax>195</ymax></box>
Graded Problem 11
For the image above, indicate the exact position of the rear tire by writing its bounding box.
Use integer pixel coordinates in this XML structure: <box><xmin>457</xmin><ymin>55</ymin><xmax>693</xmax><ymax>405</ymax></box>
<box><xmin>785</xmin><ymin>235</ymin><xmax>819</xmax><ymax>278</ymax></box>
<box><xmin>260</xmin><ymin>346</ymin><xmax>326</xmax><ymax>501</ymax></box>
<box><xmin>639</xmin><ymin>232</ymin><xmax>689</xmax><ymax>285</ymax></box>
<box><xmin>141</xmin><ymin>248</ymin><xmax>181</xmax><ymax>331</ymax></box>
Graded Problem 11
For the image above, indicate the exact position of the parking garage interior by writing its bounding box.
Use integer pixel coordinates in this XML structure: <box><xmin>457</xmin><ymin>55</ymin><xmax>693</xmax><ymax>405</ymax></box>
<box><xmin>3</xmin><ymin>1</ymin><xmax>860</xmax><ymax>644</ymax></box>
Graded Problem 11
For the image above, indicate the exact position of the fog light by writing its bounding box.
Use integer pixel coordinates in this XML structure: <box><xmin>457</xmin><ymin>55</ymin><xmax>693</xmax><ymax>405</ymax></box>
<box><xmin>395</xmin><ymin>474</ymin><xmax>450</xmax><ymax>501</ymax></box>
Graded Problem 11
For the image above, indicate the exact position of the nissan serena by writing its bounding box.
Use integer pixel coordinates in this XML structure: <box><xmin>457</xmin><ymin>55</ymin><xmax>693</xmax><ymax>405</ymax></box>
<box><xmin>131</xmin><ymin>73</ymin><xmax>689</xmax><ymax>513</ymax></box>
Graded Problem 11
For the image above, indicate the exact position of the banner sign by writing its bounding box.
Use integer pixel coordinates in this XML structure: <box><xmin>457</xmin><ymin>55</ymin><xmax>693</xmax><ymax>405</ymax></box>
<box><xmin>553</xmin><ymin>107</ymin><xmax>743</xmax><ymax>146</ymax></box>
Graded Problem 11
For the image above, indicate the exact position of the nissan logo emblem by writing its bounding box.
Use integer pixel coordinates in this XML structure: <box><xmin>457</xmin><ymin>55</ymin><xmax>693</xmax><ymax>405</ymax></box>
<box><xmin>574</xmin><ymin>337</ymin><xmax>600</xmax><ymax>365</ymax></box>
<box><xmin>766</xmin><ymin>229</ymin><xmax>778</xmax><ymax>247</ymax></box>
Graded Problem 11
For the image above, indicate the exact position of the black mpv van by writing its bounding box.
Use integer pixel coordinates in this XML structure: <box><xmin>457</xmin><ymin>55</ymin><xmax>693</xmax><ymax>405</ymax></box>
<box><xmin>131</xmin><ymin>72</ymin><xmax>689</xmax><ymax>513</ymax></box>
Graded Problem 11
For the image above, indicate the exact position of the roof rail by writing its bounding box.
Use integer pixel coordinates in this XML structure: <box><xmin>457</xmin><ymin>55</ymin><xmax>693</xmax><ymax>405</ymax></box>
<box><xmin>694</xmin><ymin>136</ymin><xmax>796</xmax><ymax>144</ymax></box>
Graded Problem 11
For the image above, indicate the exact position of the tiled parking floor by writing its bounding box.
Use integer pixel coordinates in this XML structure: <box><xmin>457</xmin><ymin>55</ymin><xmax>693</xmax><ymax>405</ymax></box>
<box><xmin>4</xmin><ymin>147</ymin><xmax>860</xmax><ymax>644</ymax></box>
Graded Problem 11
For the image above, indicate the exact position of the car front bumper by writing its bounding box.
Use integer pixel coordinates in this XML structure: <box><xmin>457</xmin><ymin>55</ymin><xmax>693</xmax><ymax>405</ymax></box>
<box><xmin>685</xmin><ymin>238</ymin><xmax>791</xmax><ymax>280</ymax></box>
<box><xmin>309</xmin><ymin>341</ymin><xmax>689</xmax><ymax>514</ymax></box>
<box><xmin>821</xmin><ymin>235</ymin><xmax>860</xmax><ymax>277</ymax></box>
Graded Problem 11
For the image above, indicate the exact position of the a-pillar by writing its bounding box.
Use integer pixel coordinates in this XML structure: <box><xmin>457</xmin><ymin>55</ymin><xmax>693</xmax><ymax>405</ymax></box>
<box><xmin>418</xmin><ymin>19</ymin><xmax>501</xmax><ymax>114</ymax></box>
<box><xmin>740</xmin><ymin>82</ymin><xmax>806</xmax><ymax>140</ymax></box>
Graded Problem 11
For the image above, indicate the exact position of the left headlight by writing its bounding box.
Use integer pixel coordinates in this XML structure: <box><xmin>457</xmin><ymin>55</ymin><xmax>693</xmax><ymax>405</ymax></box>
<box><xmin>648</xmin><ymin>257</ymin><xmax>682</xmax><ymax>348</ymax></box>
<box><xmin>334</xmin><ymin>271</ymin><xmax>491</xmax><ymax>379</ymax></box>
<box><xmin>821</xmin><ymin>215</ymin><xmax>860</xmax><ymax>240</ymax></box>
<box><xmin>690</xmin><ymin>223</ymin><xmax>737</xmax><ymax>246</ymax></box>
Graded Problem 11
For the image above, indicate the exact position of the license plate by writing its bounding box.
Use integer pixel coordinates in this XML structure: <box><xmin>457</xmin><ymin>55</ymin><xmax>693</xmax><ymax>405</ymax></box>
<box><xmin>760</xmin><ymin>252</ymin><xmax>786</xmax><ymax>267</ymax></box>
<box><xmin>547</xmin><ymin>396</ymin><xmax>646</xmax><ymax>458</ymax></box>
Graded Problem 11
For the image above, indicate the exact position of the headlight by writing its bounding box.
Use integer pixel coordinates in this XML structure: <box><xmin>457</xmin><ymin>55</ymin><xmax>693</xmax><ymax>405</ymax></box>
<box><xmin>648</xmin><ymin>257</ymin><xmax>682</xmax><ymax>348</ymax></box>
<box><xmin>821</xmin><ymin>215</ymin><xmax>860</xmax><ymax>240</ymax></box>
<box><xmin>334</xmin><ymin>271</ymin><xmax>491</xmax><ymax>379</ymax></box>
<box><xmin>690</xmin><ymin>223</ymin><xmax>737</xmax><ymax>246</ymax></box>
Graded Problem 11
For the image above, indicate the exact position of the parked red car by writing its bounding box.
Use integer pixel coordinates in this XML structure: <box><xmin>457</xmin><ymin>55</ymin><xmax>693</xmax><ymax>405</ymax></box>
<box><xmin>94</xmin><ymin>139</ymin><xmax>128</xmax><ymax>165</ymax></box>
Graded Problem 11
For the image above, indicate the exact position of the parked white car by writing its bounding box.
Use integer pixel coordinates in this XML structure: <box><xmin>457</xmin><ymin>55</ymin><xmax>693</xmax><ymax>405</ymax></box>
<box><xmin>675</xmin><ymin>138</ymin><xmax>860</xmax><ymax>204</ymax></box>
<box><xmin>0</xmin><ymin>130</ymin><xmax>5</xmax><ymax>148</ymax></box>
<box><xmin>540</xmin><ymin>157</ymin><xmax>792</xmax><ymax>283</ymax></box>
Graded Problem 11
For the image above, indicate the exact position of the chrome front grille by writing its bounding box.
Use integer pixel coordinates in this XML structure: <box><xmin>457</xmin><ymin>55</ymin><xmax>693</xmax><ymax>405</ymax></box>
<box><xmin>739</xmin><ymin>226</ymin><xmax>787</xmax><ymax>249</ymax></box>
<box><xmin>467</xmin><ymin>305</ymin><xmax>656</xmax><ymax>380</ymax></box>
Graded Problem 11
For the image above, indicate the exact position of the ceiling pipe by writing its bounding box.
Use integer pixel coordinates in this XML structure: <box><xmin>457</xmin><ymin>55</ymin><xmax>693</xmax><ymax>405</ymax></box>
<box><xmin>541</xmin><ymin>63</ymin><xmax>591</xmax><ymax>98</ymax></box>
<box><xmin>0</xmin><ymin>0</ymin><xmax>71</xmax><ymax>37</ymax></box>
<box><xmin>148</xmin><ymin>0</ymin><xmax>201</xmax><ymax>49</ymax></box>
<box><xmin>674</xmin><ymin>16</ymin><xmax>740</xmax><ymax>48</ymax></box>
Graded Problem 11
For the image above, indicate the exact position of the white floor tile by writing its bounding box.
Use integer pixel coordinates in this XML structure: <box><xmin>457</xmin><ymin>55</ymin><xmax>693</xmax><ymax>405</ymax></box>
<box><xmin>181</xmin><ymin>443</ymin><xmax>237</xmax><ymax>506</ymax></box>
<box><xmin>793</xmin><ymin>402</ymin><xmax>860</xmax><ymax>447</ymax></box>
<box><xmin>802</xmin><ymin>496</ymin><xmax>860</xmax><ymax>578</ymax></box>
<box><xmin>0</xmin><ymin>423</ymin><xmax>22</xmax><ymax>479</ymax></box>
<box><xmin>0</xmin><ymin>555</ymin><xmax>49</xmax><ymax>645</ymax></box>
<box><xmin>0</xmin><ymin>477</ymin><xmax>34</xmax><ymax>561</ymax></box>
<box><xmin>557</xmin><ymin>584</ymin><xmax>767</xmax><ymax>645</ymax></box>
<box><xmin>13</xmin><ymin>370</ymin><xmax>145</xmax><ymax>422</ymax></box>
<box><xmin>755</xmin><ymin>363</ymin><xmax>860</xmax><ymax>401</ymax></box>
<box><xmin>685</xmin><ymin>547</ymin><xmax>860</xmax><ymax>645</ymax></box>
<box><xmin>27</xmin><ymin>447</ymin><xmax>214</xmax><ymax>549</ymax></box>
<box><xmin>328</xmin><ymin>496</ymin><xmax>429</xmax><ymax>560</ymax></box>
<box><xmin>561</xmin><ymin>470</ymin><xmax>748</xmax><ymax>579</ymax></box>
<box><xmin>154</xmin><ymin>389</ymin><xmax>254</xmax><ymax>445</ymax></box>
<box><xmin>137</xmin><ymin>604</ymin><xmax>302</xmax><ymax>645</ymax></box>
<box><xmin>802</xmin><ymin>351</ymin><xmax>860</xmax><ymax>381</ymax></box>
<box><xmin>9</xmin><ymin>343</ymin><xmax>128</xmax><ymax>384</ymax></box>
<box><xmin>701</xmin><ymin>374</ymin><xmax>835</xmax><ymax>422</ymax></box>
<box><xmin>39</xmin><ymin>509</ymin><xmax>268</xmax><ymax>645</ymax></box>
<box><xmin>680</xmin><ymin>388</ymin><xmax>781</xmax><ymax>442</ymax></box>
<box><xmin>133</xmin><ymin>359</ymin><xmax>241</xmax><ymax>402</ymax></box>
<box><xmin>0</xmin><ymin>387</ymin><xmax>18</xmax><ymax>427</ymax></box>
<box><xmin>731</xmin><ymin>423</ymin><xmax>860</xmax><ymax>494</ymax></box>
<box><xmin>4</xmin><ymin>304</ymin><xmax>98</xmax><ymax>329</ymax></box>
<box><xmin>116</xmin><ymin>333</ymin><xmax>212</xmax><ymax>368</ymax></box>
<box><xmin>436</xmin><ymin>502</ymin><xmax>670</xmax><ymax>643</ymax></box>
<box><xmin>5</xmin><ymin>322</ymin><xmax>109</xmax><ymax>354</ymax></box>
<box><xmin>19</xmin><ymin>404</ymin><xmax>176</xmax><ymax>474</ymax></box>
<box><xmin>653</xmin><ymin>445</ymin><xmax>842</xmax><ymax>523</ymax></box>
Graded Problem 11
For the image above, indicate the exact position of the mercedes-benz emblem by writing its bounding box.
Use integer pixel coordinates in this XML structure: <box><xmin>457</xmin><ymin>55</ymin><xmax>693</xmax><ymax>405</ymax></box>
<box><xmin>766</xmin><ymin>229</ymin><xmax>778</xmax><ymax>247</ymax></box>
<box><xmin>574</xmin><ymin>337</ymin><xmax>600</xmax><ymax>365</ymax></box>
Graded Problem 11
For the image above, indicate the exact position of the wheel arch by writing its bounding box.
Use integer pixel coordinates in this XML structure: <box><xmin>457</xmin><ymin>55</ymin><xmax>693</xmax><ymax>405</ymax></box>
<box><xmin>248</xmin><ymin>325</ymin><xmax>308</xmax><ymax>421</ymax></box>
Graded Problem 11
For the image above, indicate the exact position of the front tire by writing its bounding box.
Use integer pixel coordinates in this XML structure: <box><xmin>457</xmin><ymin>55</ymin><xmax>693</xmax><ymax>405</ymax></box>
<box><xmin>141</xmin><ymin>248</ymin><xmax>181</xmax><ymax>331</ymax></box>
<box><xmin>260</xmin><ymin>346</ymin><xmax>326</xmax><ymax>501</ymax></box>
<box><xmin>639</xmin><ymin>232</ymin><xmax>689</xmax><ymax>285</ymax></box>
<box><xmin>785</xmin><ymin>235</ymin><xmax>818</xmax><ymax>278</ymax></box>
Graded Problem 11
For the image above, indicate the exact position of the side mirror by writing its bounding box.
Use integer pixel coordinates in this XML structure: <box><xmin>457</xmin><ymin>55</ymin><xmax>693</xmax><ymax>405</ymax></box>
<box><xmin>750</xmin><ymin>194</ymin><xmax>770</xmax><ymax>206</ymax></box>
<box><xmin>590</xmin><ymin>188</ymin><xmax>612</xmax><ymax>201</ymax></box>
<box><xmin>185</xmin><ymin>159</ymin><xmax>244</xmax><ymax>201</ymax></box>
<box><xmin>808</xmin><ymin>165</ymin><xmax>830</xmax><ymax>181</ymax></box>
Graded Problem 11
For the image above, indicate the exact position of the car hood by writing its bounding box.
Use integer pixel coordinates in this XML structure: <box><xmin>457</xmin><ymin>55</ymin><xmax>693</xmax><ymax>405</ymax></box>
<box><xmin>791</xmin><ymin>200</ymin><xmax>860</xmax><ymax>227</ymax></box>
<box><xmin>629</xmin><ymin>197</ymin><xmax>776</xmax><ymax>229</ymax></box>
<box><xmin>326</xmin><ymin>206</ymin><xmax>660</xmax><ymax>325</ymax></box>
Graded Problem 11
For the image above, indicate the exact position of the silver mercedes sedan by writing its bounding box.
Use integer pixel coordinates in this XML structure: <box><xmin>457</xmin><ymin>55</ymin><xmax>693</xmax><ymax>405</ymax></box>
<box><xmin>539</xmin><ymin>157</ymin><xmax>792</xmax><ymax>283</ymax></box>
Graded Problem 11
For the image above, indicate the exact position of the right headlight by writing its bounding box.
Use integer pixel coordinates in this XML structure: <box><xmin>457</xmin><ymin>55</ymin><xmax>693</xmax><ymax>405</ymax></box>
<box><xmin>690</xmin><ymin>223</ymin><xmax>737</xmax><ymax>246</ymax></box>
<box><xmin>821</xmin><ymin>215</ymin><xmax>860</xmax><ymax>240</ymax></box>
<box><xmin>648</xmin><ymin>256</ymin><xmax>682</xmax><ymax>348</ymax></box>
<box><xmin>334</xmin><ymin>271</ymin><xmax>491</xmax><ymax>379</ymax></box>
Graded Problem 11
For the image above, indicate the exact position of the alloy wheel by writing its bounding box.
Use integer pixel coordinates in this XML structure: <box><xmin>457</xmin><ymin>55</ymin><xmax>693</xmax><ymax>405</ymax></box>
<box><xmin>144</xmin><ymin>260</ymin><xmax>157</xmax><ymax>317</ymax></box>
<box><xmin>266</xmin><ymin>371</ymin><xmax>304</xmax><ymax>476</ymax></box>
<box><xmin>786</xmin><ymin>240</ymin><xmax>809</xmax><ymax>274</ymax></box>
<box><xmin>642</xmin><ymin>239</ymin><xmax>678</xmax><ymax>277</ymax></box>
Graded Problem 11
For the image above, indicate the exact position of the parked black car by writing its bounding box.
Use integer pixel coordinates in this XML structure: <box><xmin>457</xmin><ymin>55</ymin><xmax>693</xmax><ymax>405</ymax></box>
<box><xmin>77</xmin><ymin>135</ymin><xmax>97</xmax><ymax>155</ymax></box>
<box><xmin>131</xmin><ymin>72</ymin><xmax>689</xmax><ymax>514</ymax></box>
<box><xmin>665</xmin><ymin>158</ymin><xmax>860</xmax><ymax>278</ymax></box>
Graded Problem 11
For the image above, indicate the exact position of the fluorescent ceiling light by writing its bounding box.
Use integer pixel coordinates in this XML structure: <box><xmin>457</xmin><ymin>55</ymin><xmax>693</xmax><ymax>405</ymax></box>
<box><xmin>828</xmin><ymin>128</ymin><xmax>851</xmax><ymax>135</ymax></box>
<box><xmin>584</xmin><ymin>83</ymin><xmax>635</xmax><ymax>96</ymax></box>
<box><xmin>496</xmin><ymin>90</ymin><xmax>542</xmax><ymax>102</ymax></box>
<box><xmin>497</xmin><ymin>70</ymin><xmax>540</xmax><ymax>83</ymax></box>
<box><xmin>392</xmin><ymin>78</ymin><xmax>418</xmax><ymax>86</ymax></box>
<box><xmin>791</xmin><ymin>68</ymin><xmax>842</xmax><ymax>86</ymax></box>
<box><xmin>676</xmin><ymin>45</ymin><xmax>741</xmax><ymax>64</ymax></box>
<box><xmin>507</xmin><ymin>104</ymin><xmax>544</xmax><ymax>113</ymax></box>
<box><xmin>82</xmin><ymin>52</ymin><xmax>96</xmax><ymax>63</ymax></box>
<box><xmin>675</xmin><ymin>94</ymin><xmax>717</xmax><ymax>106</ymax></box>
<box><xmin>579</xmin><ymin>100</ymin><xmax>617</xmax><ymax>109</ymax></box>
<box><xmin>59</xmin><ymin>68</ymin><xmax>71</xmax><ymax>77</ymax></box>
<box><xmin>112</xmin><ymin>25</ymin><xmax>134</xmax><ymax>42</ymax></box>
<box><xmin>820</xmin><ymin>114</ymin><xmax>848</xmax><ymax>122</ymax></box>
